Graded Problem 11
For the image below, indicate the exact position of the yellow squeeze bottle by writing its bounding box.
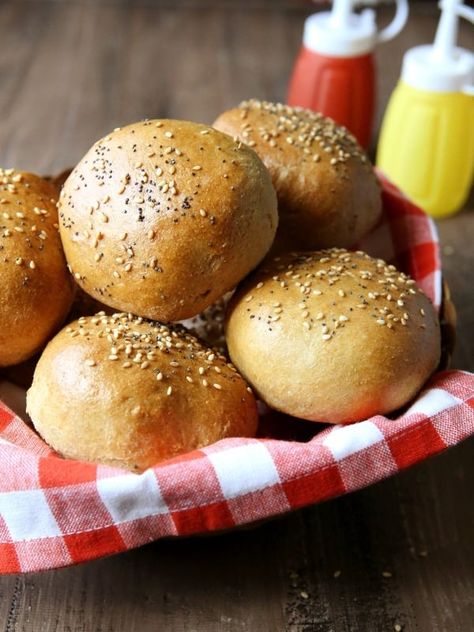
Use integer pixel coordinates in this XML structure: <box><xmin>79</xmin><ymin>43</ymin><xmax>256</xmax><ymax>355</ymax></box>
<box><xmin>377</xmin><ymin>0</ymin><xmax>474</xmax><ymax>218</ymax></box>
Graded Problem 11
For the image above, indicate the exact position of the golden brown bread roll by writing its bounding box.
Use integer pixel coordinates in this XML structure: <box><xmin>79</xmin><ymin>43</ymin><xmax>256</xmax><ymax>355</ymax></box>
<box><xmin>0</xmin><ymin>169</ymin><xmax>75</xmax><ymax>367</ymax></box>
<box><xmin>214</xmin><ymin>100</ymin><xmax>382</xmax><ymax>250</ymax></box>
<box><xmin>225</xmin><ymin>249</ymin><xmax>441</xmax><ymax>423</ymax></box>
<box><xmin>27</xmin><ymin>313</ymin><xmax>258</xmax><ymax>471</ymax></box>
<box><xmin>58</xmin><ymin>120</ymin><xmax>278</xmax><ymax>321</ymax></box>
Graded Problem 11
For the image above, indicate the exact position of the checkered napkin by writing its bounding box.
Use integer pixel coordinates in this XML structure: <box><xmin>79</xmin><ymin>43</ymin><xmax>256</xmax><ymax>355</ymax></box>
<box><xmin>0</xmin><ymin>174</ymin><xmax>473</xmax><ymax>574</ymax></box>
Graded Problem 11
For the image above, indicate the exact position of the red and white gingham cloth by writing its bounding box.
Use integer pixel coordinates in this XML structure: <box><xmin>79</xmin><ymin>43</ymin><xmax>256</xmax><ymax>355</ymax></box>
<box><xmin>0</xmin><ymin>174</ymin><xmax>473</xmax><ymax>574</ymax></box>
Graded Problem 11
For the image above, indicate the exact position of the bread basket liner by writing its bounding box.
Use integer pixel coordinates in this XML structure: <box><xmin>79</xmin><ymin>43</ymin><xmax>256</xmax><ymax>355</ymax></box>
<box><xmin>0</xmin><ymin>172</ymin><xmax>472</xmax><ymax>574</ymax></box>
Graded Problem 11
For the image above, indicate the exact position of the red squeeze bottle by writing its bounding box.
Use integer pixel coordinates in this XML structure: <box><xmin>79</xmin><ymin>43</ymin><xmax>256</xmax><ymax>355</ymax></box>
<box><xmin>288</xmin><ymin>0</ymin><xmax>409</xmax><ymax>149</ymax></box>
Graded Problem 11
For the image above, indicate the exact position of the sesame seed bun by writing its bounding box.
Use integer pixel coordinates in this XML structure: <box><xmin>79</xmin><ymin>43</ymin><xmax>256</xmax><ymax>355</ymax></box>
<box><xmin>58</xmin><ymin>120</ymin><xmax>278</xmax><ymax>322</ymax></box>
<box><xmin>213</xmin><ymin>100</ymin><xmax>382</xmax><ymax>251</ymax></box>
<box><xmin>26</xmin><ymin>313</ymin><xmax>258</xmax><ymax>471</ymax></box>
<box><xmin>0</xmin><ymin>169</ymin><xmax>75</xmax><ymax>367</ymax></box>
<box><xmin>225</xmin><ymin>249</ymin><xmax>441</xmax><ymax>423</ymax></box>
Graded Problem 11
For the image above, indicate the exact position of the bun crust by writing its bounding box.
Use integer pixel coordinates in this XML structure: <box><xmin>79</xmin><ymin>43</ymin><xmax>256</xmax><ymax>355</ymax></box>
<box><xmin>226</xmin><ymin>249</ymin><xmax>441</xmax><ymax>423</ymax></box>
<box><xmin>0</xmin><ymin>170</ymin><xmax>75</xmax><ymax>367</ymax></box>
<box><xmin>58</xmin><ymin>120</ymin><xmax>278</xmax><ymax>321</ymax></box>
<box><xmin>214</xmin><ymin>100</ymin><xmax>382</xmax><ymax>250</ymax></box>
<box><xmin>27</xmin><ymin>313</ymin><xmax>258</xmax><ymax>471</ymax></box>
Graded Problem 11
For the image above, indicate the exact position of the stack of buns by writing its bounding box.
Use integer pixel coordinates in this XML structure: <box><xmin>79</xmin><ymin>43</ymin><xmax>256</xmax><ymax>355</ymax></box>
<box><xmin>0</xmin><ymin>102</ymin><xmax>441</xmax><ymax>472</ymax></box>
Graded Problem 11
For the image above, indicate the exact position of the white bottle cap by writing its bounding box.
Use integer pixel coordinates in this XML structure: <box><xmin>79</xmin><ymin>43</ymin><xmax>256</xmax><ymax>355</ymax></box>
<box><xmin>402</xmin><ymin>45</ymin><xmax>474</xmax><ymax>93</ymax></box>
<box><xmin>401</xmin><ymin>0</ymin><xmax>474</xmax><ymax>94</ymax></box>
<box><xmin>303</xmin><ymin>0</ymin><xmax>408</xmax><ymax>58</ymax></box>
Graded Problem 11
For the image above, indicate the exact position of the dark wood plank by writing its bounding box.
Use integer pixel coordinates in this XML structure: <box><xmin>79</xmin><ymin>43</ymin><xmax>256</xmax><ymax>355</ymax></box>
<box><xmin>0</xmin><ymin>1</ymin><xmax>472</xmax><ymax>631</ymax></box>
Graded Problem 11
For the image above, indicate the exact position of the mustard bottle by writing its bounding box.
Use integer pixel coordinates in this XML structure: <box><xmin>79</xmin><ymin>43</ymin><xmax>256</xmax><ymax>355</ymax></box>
<box><xmin>377</xmin><ymin>0</ymin><xmax>474</xmax><ymax>218</ymax></box>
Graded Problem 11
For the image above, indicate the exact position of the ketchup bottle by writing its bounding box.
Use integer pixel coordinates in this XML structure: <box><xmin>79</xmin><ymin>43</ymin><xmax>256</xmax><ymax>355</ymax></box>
<box><xmin>377</xmin><ymin>0</ymin><xmax>474</xmax><ymax>218</ymax></box>
<box><xmin>288</xmin><ymin>0</ymin><xmax>409</xmax><ymax>149</ymax></box>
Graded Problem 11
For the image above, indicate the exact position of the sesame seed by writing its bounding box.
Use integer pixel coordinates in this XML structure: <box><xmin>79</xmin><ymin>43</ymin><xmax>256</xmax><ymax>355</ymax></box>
<box><xmin>156</xmin><ymin>372</ymin><xmax>163</xmax><ymax>381</ymax></box>
<box><xmin>322</xmin><ymin>333</ymin><xmax>332</xmax><ymax>340</ymax></box>
<box><xmin>29</xmin><ymin>261</ymin><xmax>36</xmax><ymax>269</ymax></box>
<box><xmin>213</xmin><ymin>383</ymin><xmax>222</xmax><ymax>390</ymax></box>
<box><xmin>202</xmin><ymin>379</ymin><xmax>209</xmax><ymax>387</ymax></box>
<box><xmin>85</xmin><ymin>359</ymin><xmax>96</xmax><ymax>367</ymax></box>
<box><xmin>166</xmin><ymin>386</ymin><xmax>173</xmax><ymax>396</ymax></box>
<box><xmin>256</xmin><ymin>282</ymin><xmax>264</xmax><ymax>289</ymax></box>
<box><xmin>199</xmin><ymin>209</ymin><xmax>207</xmax><ymax>217</ymax></box>
<box><xmin>15</xmin><ymin>257</ymin><xmax>23</xmax><ymax>266</ymax></box>
<box><xmin>338</xmin><ymin>289</ymin><xmax>345</xmax><ymax>297</ymax></box>
<box><xmin>122</xmin><ymin>362</ymin><xmax>132</xmax><ymax>368</ymax></box>
<box><xmin>186</xmin><ymin>376</ymin><xmax>193</xmax><ymax>383</ymax></box>
<box><xmin>376</xmin><ymin>319</ymin><xmax>386</xmax><ymax>325</ymax></box>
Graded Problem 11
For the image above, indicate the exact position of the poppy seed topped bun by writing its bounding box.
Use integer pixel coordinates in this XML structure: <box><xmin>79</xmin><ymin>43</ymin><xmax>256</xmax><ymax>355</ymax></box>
<box><xmin>214</xmin><ymin>100</ymin><xmax>382</xmax><ymax>251</ymax></box>
<box><xmin>225</xmin><ymin>249</ymin><xmax>440</xmax><ymax>423</ymax></box>
<box><xmin>58</xmin><ymin>120</ymin><xmax>278</xmax><ymax>321</ymax></box>
<box><xmin>27</xmin><ymin>312</ymin><xmax>258</xmax><ymax>472</ymax></box>
<box><xmin>0</xmin><ymin>169</ymin><xmax>75</xmax><ymax>367</ymax></box>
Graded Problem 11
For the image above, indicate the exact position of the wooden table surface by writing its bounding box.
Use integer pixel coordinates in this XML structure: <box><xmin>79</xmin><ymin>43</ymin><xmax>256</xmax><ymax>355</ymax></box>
<box><xmin>0</xmin><ymin>1</ymin><xmax>472</xmax><ymax>630</ymax></box>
